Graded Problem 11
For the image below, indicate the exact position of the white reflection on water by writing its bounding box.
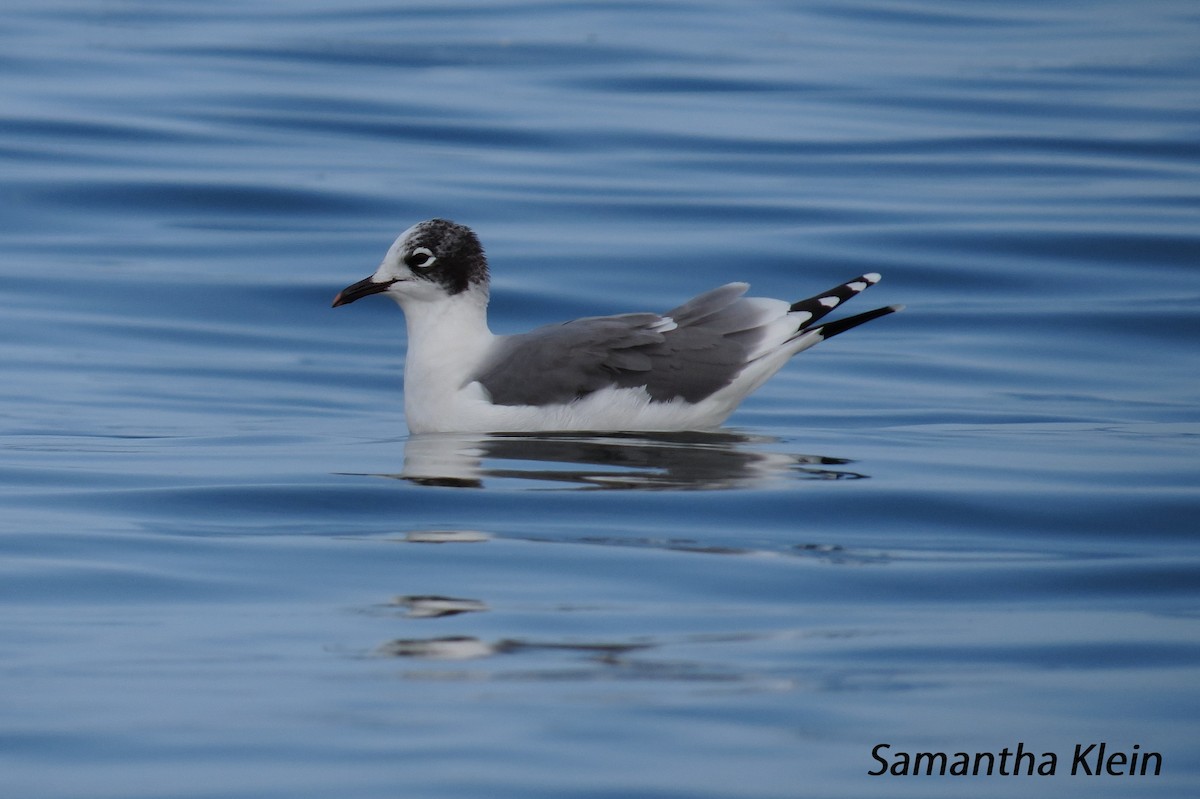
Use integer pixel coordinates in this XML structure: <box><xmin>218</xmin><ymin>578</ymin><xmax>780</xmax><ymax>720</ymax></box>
<box><xmin>345</xmin><ymin>431</ymin><xmax>870</xmax><ymax>490</ymax></box>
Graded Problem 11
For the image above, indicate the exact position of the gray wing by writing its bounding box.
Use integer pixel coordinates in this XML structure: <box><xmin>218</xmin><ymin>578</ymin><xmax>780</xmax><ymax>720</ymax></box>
<box><xmin>473</xmin><ymin>283</ymin><xmax>765</xmax><ymax>406</ymax></box>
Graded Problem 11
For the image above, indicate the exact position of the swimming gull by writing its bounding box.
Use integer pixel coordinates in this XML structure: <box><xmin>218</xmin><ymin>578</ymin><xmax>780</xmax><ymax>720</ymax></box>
<box><xmin>332</xmin><ymin>219</ymin><xmax>901</xmax><ymax>433</ymax></box>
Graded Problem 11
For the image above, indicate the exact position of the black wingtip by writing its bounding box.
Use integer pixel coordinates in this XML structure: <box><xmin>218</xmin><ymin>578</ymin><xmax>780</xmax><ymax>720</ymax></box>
<box><xmin>813</xmin><ymin>304</ymin><xmax>903</xmax><ymax>340</ymax></box>
<box><xmin>790</xmin><ymin>273</ymin><xmax>883</xmax><ymax>329</ymax></box>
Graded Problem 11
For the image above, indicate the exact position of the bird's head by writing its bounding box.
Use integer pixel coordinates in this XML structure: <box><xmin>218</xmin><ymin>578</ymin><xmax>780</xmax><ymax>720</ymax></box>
<box><xmin>332</xmin><ymin>219</ymin><xmax>489</xmax><ymax>309</ymax></box>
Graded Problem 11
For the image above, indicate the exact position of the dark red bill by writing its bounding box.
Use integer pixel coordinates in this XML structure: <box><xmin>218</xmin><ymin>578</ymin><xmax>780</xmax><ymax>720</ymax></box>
<box><xmin>332</xmin><ymin>276</ymin><xmax>394</xmax><ymax>308</ymax></box>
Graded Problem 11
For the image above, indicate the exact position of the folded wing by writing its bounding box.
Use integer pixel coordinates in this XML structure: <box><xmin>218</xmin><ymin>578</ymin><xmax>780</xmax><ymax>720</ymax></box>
<box><xmin>472</xmin><ymin>277</ymin><xmax>894</xmax><ymax>407</ymax></box>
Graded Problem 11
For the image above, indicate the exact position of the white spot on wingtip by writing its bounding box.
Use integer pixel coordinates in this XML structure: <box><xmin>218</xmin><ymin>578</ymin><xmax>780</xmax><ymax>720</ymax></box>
<box><xmin>864</xmin><ymin>272</ymin><xmax>881</xmax><ymax>284</ymax></box>
<box><xmin>848</xmin><ymin>281</ymin><xmax>867</xmax><ymax>292</ymax></box>
<box><xmin>819</xmin><ymin>296</ymin><xmax>840</xmax><ymax>308</ymax></box>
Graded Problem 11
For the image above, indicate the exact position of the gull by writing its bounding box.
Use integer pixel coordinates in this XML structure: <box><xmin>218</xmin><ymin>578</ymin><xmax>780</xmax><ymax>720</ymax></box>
<box><xmin>332</xmin><ymin>219</ymin><xmax>901</xmax><ymax>433</ymax></box>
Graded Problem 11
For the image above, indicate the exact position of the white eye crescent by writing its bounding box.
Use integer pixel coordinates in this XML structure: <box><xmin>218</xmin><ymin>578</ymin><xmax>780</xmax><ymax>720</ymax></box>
<box><xmin>407</xmin><ymin>247</ymin><xmax>437</xmax><ymax>269</ymax></box>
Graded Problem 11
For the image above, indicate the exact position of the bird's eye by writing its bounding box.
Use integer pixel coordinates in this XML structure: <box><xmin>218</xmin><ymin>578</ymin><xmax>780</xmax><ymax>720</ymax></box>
<box><xmin>406</xmin><ymin>247</ymin><xmax>437</xmax><ymax>269</ymax></box>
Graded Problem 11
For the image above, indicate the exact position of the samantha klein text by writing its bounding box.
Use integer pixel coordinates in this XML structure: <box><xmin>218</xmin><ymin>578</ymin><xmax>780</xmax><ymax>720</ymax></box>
<box><xmin>869</xmin><ymin>742</ymin><xmax>1162</xmax><ymax>777</ymax></box>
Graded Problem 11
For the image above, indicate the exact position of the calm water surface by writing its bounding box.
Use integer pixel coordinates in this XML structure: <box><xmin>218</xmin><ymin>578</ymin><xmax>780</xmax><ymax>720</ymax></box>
<box><xmin>2</xmin><ymin>1</ymin><xmax>1199</xmax><ymax>797</ymax></box>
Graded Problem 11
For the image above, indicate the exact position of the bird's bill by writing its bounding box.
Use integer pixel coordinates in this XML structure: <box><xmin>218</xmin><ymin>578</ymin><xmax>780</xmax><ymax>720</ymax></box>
<box><xmin>332</xmin><ymin>276</ymin><xmax>393</xmax><ymax>307</ymax></box>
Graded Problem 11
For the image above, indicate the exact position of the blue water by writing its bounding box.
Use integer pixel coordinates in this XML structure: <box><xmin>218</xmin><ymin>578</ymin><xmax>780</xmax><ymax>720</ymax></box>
<box><xmin>3</xmin><ymin>1</ymin><xmax>1199</xmax><ymax>797</ymax></box>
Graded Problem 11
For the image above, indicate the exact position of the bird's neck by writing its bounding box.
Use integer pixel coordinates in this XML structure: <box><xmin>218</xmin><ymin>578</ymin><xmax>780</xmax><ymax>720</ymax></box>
<box><xmin>395</xmin><ymin>287</ymin><xmax>494</xmax><ymax>429</ymax></box>
<box><xmin>398</xmin><ymin>287</ymin><xmax>492</xmax><ymax>353</ymax></box>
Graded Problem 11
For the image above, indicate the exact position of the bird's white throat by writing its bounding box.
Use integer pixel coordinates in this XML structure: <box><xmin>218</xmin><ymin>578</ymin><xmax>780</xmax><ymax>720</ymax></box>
<box><xmin>390</xmin><ymin>285</ymin><xmax>495</xmax><ymax>432</ymax></box>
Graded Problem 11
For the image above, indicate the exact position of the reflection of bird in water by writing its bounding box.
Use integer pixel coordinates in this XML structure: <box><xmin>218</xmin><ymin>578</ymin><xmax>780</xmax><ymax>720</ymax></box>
<box><xmin>353</xmin><ymin>431</ymin><xmax>868</xmax><ymax>490</ymax></box>
<box><xmin>333</xmin><ymin>219</ymin><xmax>900</xmax><ymax>433</ymax></box>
